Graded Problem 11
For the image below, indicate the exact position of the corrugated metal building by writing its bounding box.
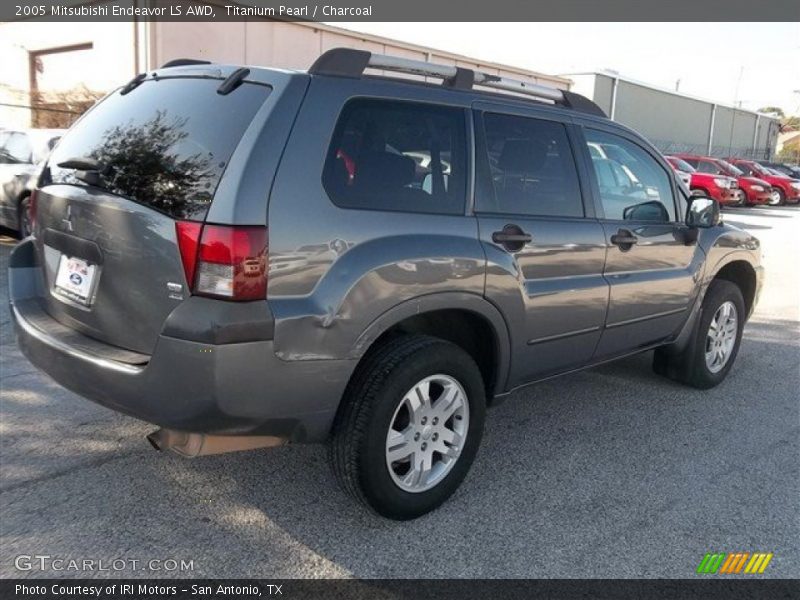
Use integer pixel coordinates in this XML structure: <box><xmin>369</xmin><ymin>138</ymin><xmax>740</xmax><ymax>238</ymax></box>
<box><xmin>566</xmin><ymin>72</ymin><xmax>781</xmax><ymax>160</ymax></box>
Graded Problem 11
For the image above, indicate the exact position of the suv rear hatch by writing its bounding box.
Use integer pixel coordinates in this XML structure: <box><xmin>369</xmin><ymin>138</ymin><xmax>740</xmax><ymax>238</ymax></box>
<box><xmin>33</xmin><ymin>71</ymin><xmax>273</xmax><ymax>355</ymax></box>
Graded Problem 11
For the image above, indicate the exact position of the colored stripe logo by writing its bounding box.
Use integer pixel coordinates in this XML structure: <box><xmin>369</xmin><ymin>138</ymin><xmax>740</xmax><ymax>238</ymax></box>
<box><xmin>697</xmin><ymin>552</ymin><xmax>773</xmax><ymax>574</ymax></box>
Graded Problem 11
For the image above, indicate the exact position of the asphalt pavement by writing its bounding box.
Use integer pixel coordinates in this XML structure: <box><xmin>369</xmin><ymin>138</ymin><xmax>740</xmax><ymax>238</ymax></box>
<box><xmin>1</xmin><ymin>206</ymin><xmax>798</xmax><ymax>579</ymax></box>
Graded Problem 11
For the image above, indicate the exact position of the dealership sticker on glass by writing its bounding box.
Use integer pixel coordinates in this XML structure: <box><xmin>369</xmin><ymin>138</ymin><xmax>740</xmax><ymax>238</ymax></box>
<box><xmin>54</xmin><ymin>255</ymin><xmax>97</xmax><ymax>306</ymax></box>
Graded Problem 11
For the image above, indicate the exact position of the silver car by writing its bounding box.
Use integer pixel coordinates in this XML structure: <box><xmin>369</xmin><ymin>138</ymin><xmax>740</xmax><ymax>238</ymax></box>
<box><xmin>0</xmin><ymin>128</ymin><xmax>64</xmax><ymax>236</ymax></box>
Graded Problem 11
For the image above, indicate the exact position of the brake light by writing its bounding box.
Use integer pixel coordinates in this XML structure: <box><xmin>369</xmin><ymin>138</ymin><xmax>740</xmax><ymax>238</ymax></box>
<box><xmin>175</xmin><ymin>221</ymin><xmax>203</xmax><ymax>288</ymax></box>
<box><xmin>176</xmin><ymin>221</ymin><xmax>268</xmax><ymax>301</ymax></box>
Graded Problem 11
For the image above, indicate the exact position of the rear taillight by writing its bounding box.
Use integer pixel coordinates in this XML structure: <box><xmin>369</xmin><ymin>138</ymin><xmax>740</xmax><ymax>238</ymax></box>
<box><xmin>175</xmin><ymin>222</ymin><xmax>268</xmax><ymax>301</ymax></box>
<box><xmin>175</xmin><ymin>221</ymin><xmax>203</xmax><ymax>288</ymax></box>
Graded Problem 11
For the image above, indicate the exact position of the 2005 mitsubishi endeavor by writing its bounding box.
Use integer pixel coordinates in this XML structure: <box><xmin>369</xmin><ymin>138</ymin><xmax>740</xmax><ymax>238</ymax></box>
<box><xmin>8</xmin><ymin>49</ymin><xmax>763</xmax><ymax>519</ymax></box>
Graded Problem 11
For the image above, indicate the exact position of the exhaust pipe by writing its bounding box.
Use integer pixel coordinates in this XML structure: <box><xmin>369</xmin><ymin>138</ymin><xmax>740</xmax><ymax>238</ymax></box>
<box><xmin>147</xmin><ymin>429</ymin><xmax>285</xmax><ymax>458</ymax></box>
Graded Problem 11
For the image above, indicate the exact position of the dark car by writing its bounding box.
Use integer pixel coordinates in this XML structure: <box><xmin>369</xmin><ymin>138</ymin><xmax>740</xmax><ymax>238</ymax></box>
<box><xmin>8</xmin><ymin>50</ymin><xmax>763</xmax><ymax>519</ymax></box>
<box><xmin>0</xmin><ymin>129</ymin><xmax>64</xmax><ymax>236</ymax></box>
<box><xmin>754</xmin><ymin>160</ymin><xmax>800</xmax><ymax>180</ymax></box>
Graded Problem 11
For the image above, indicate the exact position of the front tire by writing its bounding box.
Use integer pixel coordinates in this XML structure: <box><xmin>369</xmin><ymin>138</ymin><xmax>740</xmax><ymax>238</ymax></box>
<box><xmin>653</xmin><ymin>280</ymin><xmax>745</xmax><ymax>389</ymax></box>
<box><xmin>769</xmin><ymin>188</ymin><xmax>784</xmax><ymax>206</ymax></box>
<box><xmin>330</xmin><ymin>334</ymin><xmax>486</xmax><ymax>520</ymax></box>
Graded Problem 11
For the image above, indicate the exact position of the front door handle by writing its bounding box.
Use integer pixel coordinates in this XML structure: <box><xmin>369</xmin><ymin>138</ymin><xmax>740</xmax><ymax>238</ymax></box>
<box><xmin>492</xmin><ymin>224</ymin><xmax>532</xmax><ymax>252</ymax></box>
<box><xmin>610</xmin><ymin>228</ymin><xmax>638</xmax><ymax>251</ymax></box>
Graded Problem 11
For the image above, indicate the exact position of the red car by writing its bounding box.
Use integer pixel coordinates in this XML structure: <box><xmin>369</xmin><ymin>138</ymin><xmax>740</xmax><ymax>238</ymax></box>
<box><xmin>673</xmin><ymin>154</ymin><xmax>772</xmax><ymax>206</ymax></box>
<box><xmin>726</xmin><ymin>158</ymin><xmax>800</xmax><ymax>206</ymax></box>
<box><xmin>665</xmin><ymin>156</ymin><xmax>741</xmax><ymax>206</ymax></box>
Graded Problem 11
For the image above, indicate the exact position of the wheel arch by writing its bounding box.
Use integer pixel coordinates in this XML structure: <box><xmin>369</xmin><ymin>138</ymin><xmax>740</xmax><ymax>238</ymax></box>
<box><xmin>351</xmin><ymin>293</ymin><xmax>511</xmax><ymax>400</ymax></box>
<box><xmin>712</xmin><ymin>259</ymin><xmax>757</xmax><ymax>319</ymax></box>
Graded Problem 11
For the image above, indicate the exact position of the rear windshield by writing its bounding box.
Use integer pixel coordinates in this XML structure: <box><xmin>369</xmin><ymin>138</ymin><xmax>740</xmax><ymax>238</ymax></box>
<box><xmin>47</xmin><ymin>77</ymin><xmax>270</xmax><ymax>220</ymax></box>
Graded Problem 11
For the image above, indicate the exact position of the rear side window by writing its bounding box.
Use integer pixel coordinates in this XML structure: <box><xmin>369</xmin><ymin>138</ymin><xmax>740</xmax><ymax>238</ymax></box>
<box><xmin>48</xmin><ymin>78</ymin><xmax>270</xmax><ymax>220</ymax></box>
<box><xmin>322</xmin><ymin>99</ymin><xmax>467</xmax><ymax>215</ymax></box>
<box><xmin>477</xmin><ymin>113</ymin><xmax>583</xmax><ymax>218</ymax></box>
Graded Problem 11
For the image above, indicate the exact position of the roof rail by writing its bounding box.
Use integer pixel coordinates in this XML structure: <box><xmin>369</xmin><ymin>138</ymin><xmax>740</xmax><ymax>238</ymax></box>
<box><xmin>308</xmin><ymin>48</ymin><xmax>606</xmax><ymax>117</ymax></box>
<box><xmin>161</xmin><ymin>58</ymin><xmax>212</xmax><ymax>68</ymax></box>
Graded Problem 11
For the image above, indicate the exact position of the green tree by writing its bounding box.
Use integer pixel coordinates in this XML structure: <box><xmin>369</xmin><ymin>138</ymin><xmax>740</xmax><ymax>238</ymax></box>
<box><xmin>781</xmin><ymin>115</ymin><xmax>800</xmax><ymax>130</ymax></box>
<box><xmin>758</xmin><ymin>106</ymin><xmax>785</xmax><ymax>117</ymax></box>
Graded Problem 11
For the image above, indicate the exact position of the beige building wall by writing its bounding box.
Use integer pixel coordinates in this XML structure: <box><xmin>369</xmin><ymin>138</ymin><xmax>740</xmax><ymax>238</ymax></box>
<box><xmin>148</xmin><ymin>21</ymin><xmax>570</xmax><ymax>89</ymax></box>
<box><xmin>1</xmin><ymin>18</ymin><xmax>568</xmax><ymax>129</ymax></box>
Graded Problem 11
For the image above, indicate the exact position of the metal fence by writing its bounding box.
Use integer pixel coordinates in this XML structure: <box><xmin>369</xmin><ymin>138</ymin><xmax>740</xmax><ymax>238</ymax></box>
<box><xmin>650</xmin><ymin>139</ymin><xmax>774</xmax><ymax>160</ymax></box>
<box><xmin>0</xmin><ymin>102</ymin><xmax>87</xmax><ymax>129</ymax></box>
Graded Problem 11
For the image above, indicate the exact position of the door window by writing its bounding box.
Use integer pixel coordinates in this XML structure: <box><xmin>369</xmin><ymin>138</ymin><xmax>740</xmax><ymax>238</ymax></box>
<box><xmin>476</xmin><ymin>113</ymin><xmax>583</xmax><ymax>217</ymax></box>
<box><xmin>696</xmin><ymin>160</ymin><xmax>722</xmax><ymax>174</ymax></box>
<box><xmin>322</xmin><ymin>99</ymin><xmax>467</xmax><ymax>215</ymax></box>
<box><xmin>585</xmin><ymin>129</ymin><xmax>675</xmax><ymax>222</ymax></box>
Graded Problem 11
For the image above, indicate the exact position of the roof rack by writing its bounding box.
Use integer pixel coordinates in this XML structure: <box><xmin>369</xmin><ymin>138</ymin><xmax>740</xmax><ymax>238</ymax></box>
<box><xmin>309</xmin><ymin>48</ymin><xmax>606</xmax><ymax>117</ymax></box>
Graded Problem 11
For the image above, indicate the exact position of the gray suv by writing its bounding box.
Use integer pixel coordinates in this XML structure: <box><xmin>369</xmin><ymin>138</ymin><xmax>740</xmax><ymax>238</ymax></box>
<box><xmin>8</xmin><ymin>50</ymin><xmax>763</xmax><ymax>519</ymax></box>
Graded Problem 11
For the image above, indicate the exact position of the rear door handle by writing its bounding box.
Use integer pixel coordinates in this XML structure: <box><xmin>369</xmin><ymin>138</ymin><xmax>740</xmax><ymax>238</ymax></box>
<box><xmin>610</xmin><ymin>228</ymin><xmax>638</xmax><ymax>250</ymax></box>
<box><xmin>492</xmin><ymin>224</ymin><xmax>532</xmax><ymax>252</ymax></box>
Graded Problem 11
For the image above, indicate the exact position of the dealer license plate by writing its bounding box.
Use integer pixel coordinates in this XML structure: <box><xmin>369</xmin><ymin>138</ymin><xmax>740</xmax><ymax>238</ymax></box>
<box><xmin>54</xmin><ymin>255</ymin><xmax>97</xmax><ymax>305</ymax></box>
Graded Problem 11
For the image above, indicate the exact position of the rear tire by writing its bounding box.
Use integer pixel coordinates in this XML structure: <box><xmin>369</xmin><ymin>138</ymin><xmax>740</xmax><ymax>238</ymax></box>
<box><xmin>653</xmin><ymin>280</ymin><xmax>745</xmax><ymax>389</ymax></box>
<box><xmin>330</xmin><ymin>334</ymin><xmax>486</xmax><ymax>520</ymax></box>
<box><xmin>18</xmin><ymin>196</ymin><xmax>32</xmax><ymax>238</ymax></box>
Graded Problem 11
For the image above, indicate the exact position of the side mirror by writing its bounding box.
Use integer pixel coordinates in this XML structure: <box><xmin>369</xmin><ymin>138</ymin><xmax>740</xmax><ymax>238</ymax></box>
<box><xmin>686</xmin><ymin>196</ymin><xmax>721</xmax><ymax>228</ymax></box>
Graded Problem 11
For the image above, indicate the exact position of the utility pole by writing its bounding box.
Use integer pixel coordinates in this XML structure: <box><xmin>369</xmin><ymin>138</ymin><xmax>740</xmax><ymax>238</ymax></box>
<box><xmin>728</xmin><ymin>66</ymin><xmax>744</xmax><ymax>157</ymax></box>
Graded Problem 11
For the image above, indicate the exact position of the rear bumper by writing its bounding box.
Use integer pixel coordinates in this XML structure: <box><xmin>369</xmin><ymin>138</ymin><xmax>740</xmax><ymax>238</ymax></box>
<box><xmin>9</xmin><ymin>240</ymin><xmax>354</xmax><ymax>442</ymax></box>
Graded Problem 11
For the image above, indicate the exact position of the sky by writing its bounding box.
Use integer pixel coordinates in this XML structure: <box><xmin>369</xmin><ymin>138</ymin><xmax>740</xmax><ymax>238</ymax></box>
<box><xmin>331</xmin><ymin>23</ymin><xmax>800</xmax><ymax>115</ymax></box>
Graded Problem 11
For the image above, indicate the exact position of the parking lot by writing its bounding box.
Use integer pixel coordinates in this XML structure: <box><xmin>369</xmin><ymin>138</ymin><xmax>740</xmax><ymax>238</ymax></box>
<box><xmin>1</xmin><ymin>205</ymin><xmax>798</xmax><ymax>579</ymax></box>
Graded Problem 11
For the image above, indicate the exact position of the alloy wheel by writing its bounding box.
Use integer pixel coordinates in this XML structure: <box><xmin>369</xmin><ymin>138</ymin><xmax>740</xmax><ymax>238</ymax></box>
<box><xmin>20</xmin><ymin>199</ymin><xmax>32</xmax><ymax>237</ymax></box>
<box><xmin>705</xmin><ymin>301</ymin><xmax>738</xmax><ymax>374</ymax></box>
<box><xmin>768</xmin><ymin>190</ymin><xmax>781</xmax><ymax>206</ymax></box>
<box><xmin>385</xmin><ymin>374</ymin><xmax>469</xmax><ymax>493</ymax></box>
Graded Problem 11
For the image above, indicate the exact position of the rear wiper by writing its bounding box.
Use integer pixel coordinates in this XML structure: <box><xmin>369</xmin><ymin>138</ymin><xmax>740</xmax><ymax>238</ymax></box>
<box><xmin>217</xmin><ymin>67</ymin><xmax>250</xmax><ymax>95</ymax></box>
<box><xmin>120</xmin><ymin>72</ymin><xmax>146</xmax><ymax>95</ymax></box>
<box><xmin>57</xmin><ymin>156</ymin><xmax>109</xmax><ymax>187</ymax></box>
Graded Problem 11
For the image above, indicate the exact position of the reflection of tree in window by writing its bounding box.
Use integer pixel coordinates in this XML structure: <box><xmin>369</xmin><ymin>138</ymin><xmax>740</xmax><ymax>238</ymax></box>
<box><xmin>88</xmin><ymin>111</ymin><xmax>214</xmax><ymax>219</ymax></box>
